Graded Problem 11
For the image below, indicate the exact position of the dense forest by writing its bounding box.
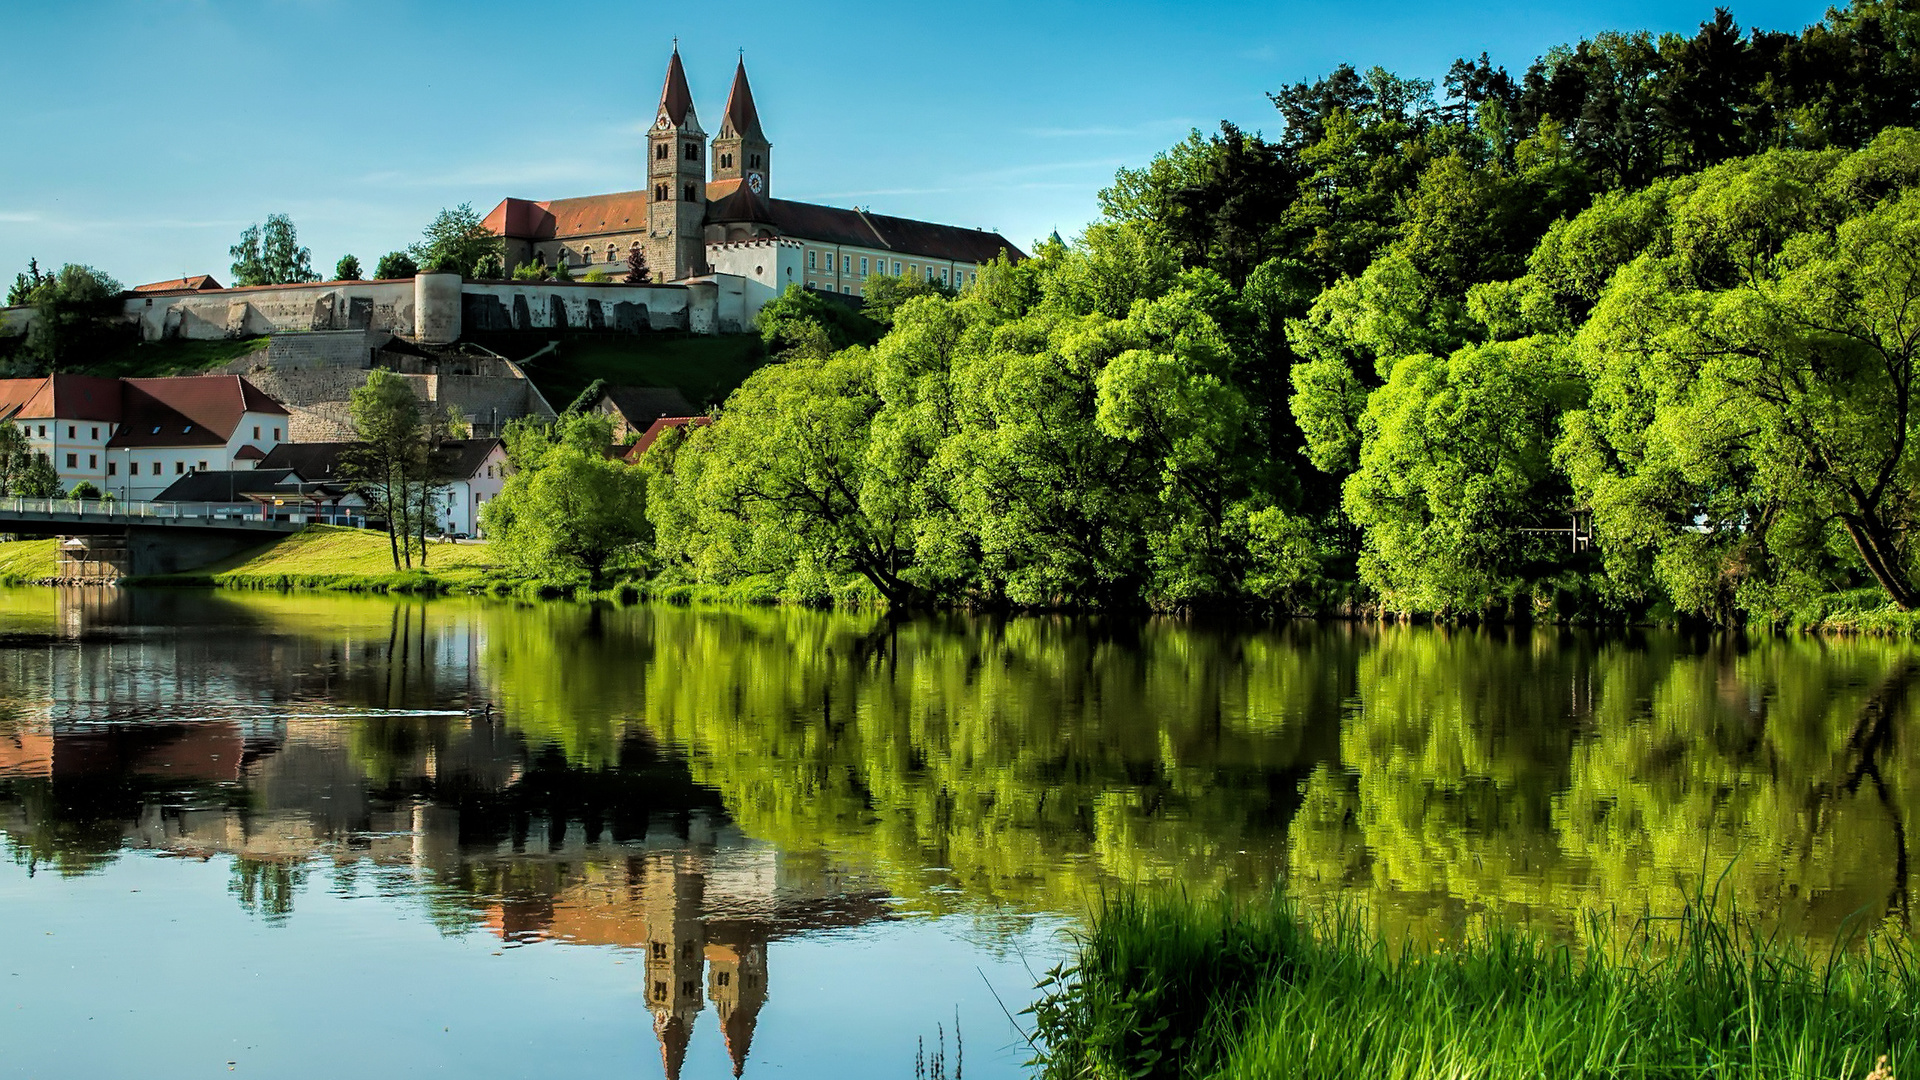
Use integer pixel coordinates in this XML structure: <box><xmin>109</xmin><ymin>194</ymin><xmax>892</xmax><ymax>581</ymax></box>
<box><xmin>623</xmin><ymin>0</ymin><xmax>1920</xmax><ymax>623</ymax></box>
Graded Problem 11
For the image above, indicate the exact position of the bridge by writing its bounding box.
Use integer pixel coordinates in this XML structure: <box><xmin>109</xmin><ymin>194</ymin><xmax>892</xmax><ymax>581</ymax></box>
<box><xmin>0</xmin><ymin>497</ymin><xmax>318</xmax><ymax>579</ymax></box>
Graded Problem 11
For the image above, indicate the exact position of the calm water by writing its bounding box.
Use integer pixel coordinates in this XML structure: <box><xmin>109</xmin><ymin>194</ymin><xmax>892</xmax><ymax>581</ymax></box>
<box><xmin>2</xmin><ymin>589</ymin><xmax>1916</xmax><ymax>1078</ymax></box>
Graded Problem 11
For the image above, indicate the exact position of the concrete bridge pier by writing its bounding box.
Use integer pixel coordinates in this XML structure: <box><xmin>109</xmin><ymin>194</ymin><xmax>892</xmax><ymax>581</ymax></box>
<box><xmin>55</xmin><ymin>526</ymin><xmax>278</xmax><ymax>581</ymax></box>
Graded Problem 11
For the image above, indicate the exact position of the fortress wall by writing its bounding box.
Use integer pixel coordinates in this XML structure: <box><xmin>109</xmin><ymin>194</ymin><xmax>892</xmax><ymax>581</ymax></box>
<box><xmin>458</xmin><ymin>281</ymin><xmax>694</xmax><ymax>333</ymax></box>
<box><xmin>129</xmin><ymin>280</ymin><xmax>418</xmax><ymax>341</ymax></box>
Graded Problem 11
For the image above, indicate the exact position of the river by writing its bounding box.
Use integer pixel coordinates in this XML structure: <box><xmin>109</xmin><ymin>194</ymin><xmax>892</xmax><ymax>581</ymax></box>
<box><xmin>0</xmin><ymin>588</ymin><xmax>1913</xmax><ymax>1078</ymax></box>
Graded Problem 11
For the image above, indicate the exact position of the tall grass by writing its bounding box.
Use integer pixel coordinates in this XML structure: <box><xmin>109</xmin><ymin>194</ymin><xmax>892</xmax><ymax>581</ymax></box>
<box><xmin>1027</xmin><ymin>893</ymin><xmax>1920</xmax><ymax>1080</ymax></box>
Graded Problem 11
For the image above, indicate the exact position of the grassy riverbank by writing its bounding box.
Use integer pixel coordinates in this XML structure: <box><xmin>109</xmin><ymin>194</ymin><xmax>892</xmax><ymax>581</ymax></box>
<box><xmin>144</xmin><ymin>526</ymin><xmax>502</xmax><ymax>593</ymax></box>
<box><xmin>1028</xmin><ymin>894</ymin><xmax>1920</xmax><ymax>1080</ymax></box>
<box><xmin>0</xmin><ymin>538</ymin><xmax>57</xmax><ymax>583</ymax></box>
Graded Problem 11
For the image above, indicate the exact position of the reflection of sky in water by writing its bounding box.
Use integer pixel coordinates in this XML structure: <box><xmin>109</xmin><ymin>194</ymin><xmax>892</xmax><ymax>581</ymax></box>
<box><xmin>0</xmin><ymin>854</ymin><xmax>1058</xmax><ymax>1080</ymax></box>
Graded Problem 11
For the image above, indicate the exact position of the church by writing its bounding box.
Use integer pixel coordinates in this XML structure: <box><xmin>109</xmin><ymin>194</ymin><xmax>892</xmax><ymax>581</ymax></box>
<box><xmin>483</xmin><ymin>48</ymin><xmax>1023</xmax><ymax>297</ymax></box>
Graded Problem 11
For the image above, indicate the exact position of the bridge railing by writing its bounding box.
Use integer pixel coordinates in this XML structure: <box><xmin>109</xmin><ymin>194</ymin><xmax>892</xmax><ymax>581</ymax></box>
<box><xmin>0</xmin><ymin>497</ymin><xmax>272</xmax><ymax>520</ymax></box>
<box><xmin>0</xmin><ymin>498</ymin><xmax>368</xmax><ymax>527</ymax></box>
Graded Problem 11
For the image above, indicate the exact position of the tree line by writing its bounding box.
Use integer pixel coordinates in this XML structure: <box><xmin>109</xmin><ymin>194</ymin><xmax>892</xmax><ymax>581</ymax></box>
<box><xmin>628</xmin><ymin>0</ymin><xmax>1920</xmax><ymax>622</ymax></box>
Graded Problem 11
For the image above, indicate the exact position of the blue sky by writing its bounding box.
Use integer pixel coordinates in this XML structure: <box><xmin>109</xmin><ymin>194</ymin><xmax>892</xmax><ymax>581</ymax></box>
<box><xmin>0</xmin><ymin>0</ymin><xmax>1836</xmax><ymax>289</ymax></box>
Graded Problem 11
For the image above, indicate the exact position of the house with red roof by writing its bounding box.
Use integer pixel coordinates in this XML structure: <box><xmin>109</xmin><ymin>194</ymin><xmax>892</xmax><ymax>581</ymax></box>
<box><xmin>485</xmin><ymin>49</ymin><xmax>1023</xmax><ymax>300</ymax></box>
<box><xmin>0</xmin><ymin>374</ymin><xmax>290</xmax><ymax>499</ymax></box>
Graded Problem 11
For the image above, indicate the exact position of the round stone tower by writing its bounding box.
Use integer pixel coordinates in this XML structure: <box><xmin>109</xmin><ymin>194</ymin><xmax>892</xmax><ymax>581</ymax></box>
<box><xmin>414</xmin><ymin>271</ymin><xmax>463</xmax><ymax>344</ymax></box>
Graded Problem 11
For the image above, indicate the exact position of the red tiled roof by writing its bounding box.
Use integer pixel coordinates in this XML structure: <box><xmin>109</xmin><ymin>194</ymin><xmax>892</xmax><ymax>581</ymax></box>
<box><xmin>625</xmin><ymin>416</ymin><xmax>711</xmax><ymax>460</ymax></box>
<box><xmin>234</xmin><ymin>444</ymin><xmax>267</xmax><ymax>460</ymax></box>
<box><xmin>0</xmin><ymin>375</ymin><xmax>124</xmax><ymax>423</ymax></box>
<box><xmin>108</xmin><ymin>375</ymin><xmax>287</xmax><ymax>448</ymax></box>
<box><xmin>132</xmin><ymin>275</ymin><xmax>222</xmax><ymax>293</ymax></box>
<box><xmin>708</xmin><ymin>190</ymin><xmax>1024</xmax><ymax>264</ymax></box>
<box><xmin>722</xmin><ymin>58</ymin><xmax>765</xmax><ymax>141</ymax></box>
<box><xmin>659</xmin><ymin>48</ymin><xmax>695</xmax><ymax>126</ymax></box>
<box><xmin>486</xmin><ymin>192</ymin><xmax>652</xmax><ymax>242</ymax></box>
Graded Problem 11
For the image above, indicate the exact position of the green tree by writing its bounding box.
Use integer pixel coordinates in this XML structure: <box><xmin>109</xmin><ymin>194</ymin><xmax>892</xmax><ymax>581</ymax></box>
<box><xmin>409</xmin><ymin>203</ymin><xmax>501</xmax><ymax>276</ymax></box>
<box><xmin>1560</xmin><ymin>131</ymin><xmax>1920</xmax><ymax>615</ymax></box>
<box><xmin>373</xmin><ymin>252</ymin><xmax>418</xmax><ymax>280</ymax></box>
<box><xmin>16</xmin><ymin>452</ymin><xmax>58</xmax><ymax>498</ymax></box>
<box><xmin>344</xmin><ymin>369</ymin><xmax>426</xmax><ymax>570</ymax></box>
<box><xmin>333</xmin><ymin>254</ymin><xmax>362</xmax><ymax>281</ymax></box>
<box><xmin>0</xmin><ymin>421</ymin><xmax>32</xmax><ymax>496</ymax></box>
<box><xmin>861</xmin><ymin>272</ymin><xmax>954</xmax><ymax>325</ymax></box>
<box><xmin>6</xmin><ymin>258</ymin><xmax>48</xmax><ymax>307</ymax></box>
<box><xmin>482</xmin><ymin>413</ymin><xmax>649</xmax><ymax>585</ymax></box>
<box><xmin>16</xmin><ymin>264</ymin><xmax>126</xmax><ymax>374</ymax></box>
<box><xmin>624</xmin><ymin>246</ymin><xmax>650</xmax><ymax>284</ymax></box>
<box><xmin>229</xmin><ymin>214</ymin><xmax>317</xmax><ymax>286</ymax></box>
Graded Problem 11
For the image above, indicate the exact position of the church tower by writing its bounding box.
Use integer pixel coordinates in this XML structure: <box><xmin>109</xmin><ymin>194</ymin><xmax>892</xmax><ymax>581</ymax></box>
<box><xmin>647</xmin><ymin>45</ymin><xmax>709</xmax><ymax>282</ymax></box>
<box><xmin>711</xmin><ymin>57</ymin><xmax>772</xmax><ymax>199</ymax></box>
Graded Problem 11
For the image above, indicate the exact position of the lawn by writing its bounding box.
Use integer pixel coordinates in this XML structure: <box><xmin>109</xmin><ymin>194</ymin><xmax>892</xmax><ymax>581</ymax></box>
<box><xmin>81</xmin><ymin>336</ymin><xmax>271</xmax><ymax>378</ymax></box>
<box><xmin>164</xmin><ymin>525</ymin><xmax>503</xmax><ymax>592</ymax></box>
<box><xmin>0</xmin><ymin>538</ymin><xmax>57</xmax><ymax>583</ymax></box>
<box><xmin>472</xmin><ymin>331</ymin><xmax>766</xmax><ymax>411</ymax></box>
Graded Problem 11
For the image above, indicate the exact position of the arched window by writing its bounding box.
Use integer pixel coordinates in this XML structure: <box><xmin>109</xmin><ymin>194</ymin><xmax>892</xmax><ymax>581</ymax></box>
<box><xmin>684</xmin><ymin>183</ymin><xmax>697</xmax><ymax>202</ymax></box>
<box><xmin>655</xmin><ymin>143</ymin><xmax>669</xmax><ymax>161</ymax></box>
<box><xmin>607</xmin><ymin>245</ymin><xmax>617</xmax><ymax>263</ymax></box>
<box><xmin>685</xmin><ymin>142</ymin><xmax>698</xmax><ymax>161</ymax></box>
<box><xmin>655</xmin><ymin>184</ymin><xmax>669</xmax><ymax>201</ymax></box>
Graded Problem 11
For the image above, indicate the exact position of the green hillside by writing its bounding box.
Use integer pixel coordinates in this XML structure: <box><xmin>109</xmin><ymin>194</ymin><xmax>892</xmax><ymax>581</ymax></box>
<box><xmin>475</xmin><ymin>332</ymin><xmax>766</xmax><ymax>412</ymax></box>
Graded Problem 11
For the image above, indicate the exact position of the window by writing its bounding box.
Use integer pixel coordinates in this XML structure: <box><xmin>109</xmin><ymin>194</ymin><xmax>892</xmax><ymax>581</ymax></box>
<box><xmin>274</xmin><ymin>428</ymin><xmax>281</xmax><ymax>442</ymax></box>
<box><xmin>860</xmin><ymin>257</ymin><xmax>869</xmax><ymax>275</ymax></box>
<box><xmin>197</xmin><ymin>461</ymin><xmax>207</xmax><ymax>472</ymax></box>
<box><xmin>253</xmin><ymin>426</ymin><xmax>260</xmax><ymax>440</ymax></box>
<box><xmin>107</xmin><ymin>462</ymin><xmax>116</xmax><ymax>477</ymax></box>
<box><xmin>807</xmin><ymin>251</ymin><xmax>817</xmax><ymax>270</ymax></box>
<box><xmin>721</xmin><ymin>152</ymin><xmax>732</xmax><ymax>169</ymax></box>
<box><xmin>684</xmin><ymin>182</ymin><xmax>697</xmax><ymax>202</ymax></box>
<box><xmin>652</xmin><ymin>942</ymin><xmax>667</xmax><ymax>960</ymax></box>
<box><xmin>842</xmin><ymin>255</ymin><xmax>851</xmax><ymax>273</ymax></box>
<box><xmin>681</xmin><ymin>980</ymin><xmax>697</xmax><ymax>997</ymax></box>
<box><xmin>653</xmin><ymin>982</ymin><xmax>666</xmax><ymax>1002</ymax></box>
<box><xmin>717</xmin><ymin>971</ymin><xmax>731</xmax><ymax>988</ymax></box>
<box><xmin>908</xmin><ymin>264</ymin><xmax>917</xmax><ymax>278</ymax></box>
<box><xmin>654</xmin><ymin>183</ymin><xmax>668</xmax><ymax>201</ymax></box>
<box><xmin>941</xmin><ymin>268</ymin><xmax>950</xmax><ymax>284</ymax></box>
<box><xmin>88</xmin><ymin>454</ymin><xmax>96</xmax><ymax>469</ymax></box>
<box><xmin>894</xmin><ymin>261</ymin><xmax>902</xmax><ymax>275</ymax></box>
<box><xmin>842</xmin><ymin>285</ymin><xmax>851</xmax><ymax>294</ymax></box>
<box><xmin>90</xmin><ymin>427</ymin><xmax>98</xmax><ymax>440</ymax></box>
<box><xmin>927</xmin><ymin>266</ymin><xmax>937</xmax><ymax>282</ymax></box>
<box><xmin>175</xmin><ymin>461</ymin><xmax>185</xmax><ymax>475</ymax></box>
<box><xmin>36</xmin><ymin>425</ymin><xmax>44</xmax><ymax>437</ymax></box>
<box><xmin>607</xmin><ymin>245</ymin><xmax>617</xmax><ymax>263</ymax></box>
<box><xmin>685</xmin><ymin>142</ymin><xmax>698</xmax><ymax>161</ymax></box>
<box><xmin>67</xmin><ymin>425</ymin><xmax>74</xmax><ymax>439</ymax></box>
<box><xmin>749</xmin><ymin>153</ymin><xmax>760</xmax><ymax>168</ymax></box>
<box><xmin>151</xmin><ymin>462</ymin><xmax>161</xmax><ymax>476</ymax></box>
<box><xmin>65</xmin><ymin>453</ymin><xmax>76</xmax><ymax>468</ymax></box>
<box><xmin>655</xmin><ymin>143</ymin><xmax>669</xmax><ymax>160</ymax></box>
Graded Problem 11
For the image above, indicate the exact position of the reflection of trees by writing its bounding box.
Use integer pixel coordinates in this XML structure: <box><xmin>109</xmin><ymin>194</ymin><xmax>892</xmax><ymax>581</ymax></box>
<box><xmin>230</xmin><ymin>857</ymin><xmax>308</xmax><ymax>922</ymax></box>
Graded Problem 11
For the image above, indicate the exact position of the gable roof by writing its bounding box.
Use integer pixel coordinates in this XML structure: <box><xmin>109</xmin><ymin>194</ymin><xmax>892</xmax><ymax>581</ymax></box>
<box><xmin>706</xmin><ymin>189</ymin><xmax>1024</xmax><ymax>265</ymax></box>
<box><xmin>597</xmin><ymin>386</ymin><xmax>696</xmax><ymax>427</ymax></box>
<box><xmin>258</xmin><ymin>438</ymin><xmax>504</xmax><ymax>482</ymax></box>
<box><xmin>154</xmin><ymin>468</ymin><xmax>303</xmax><ymax>503</ymax></box>
<box><xmin>109</xmin><ymin>375</ymin><xmax>287</xmax><ymax>448</ymax></box>
<box><xmin>132</xmin><ymin>275</ymin><xmax>222</xmax><ymax>293</ymax></box>
<box><xmin>721</xmin><ymin>57</ymin><xmax>765</xmax><ymax>141</ymax></box>
<box><xmin>658</xmin><ymin>48</ymin><xmax>695</xmax><ymax>126</ymax></box>
<box><xmin>625</xmin><ymin>416</ymin><xmax>711</xmax><ymax>461</ymax></box>
<box><xmin>0</xmin><ymin>374</ymin><xmax>124</xmax><ymax>423</ymax></box>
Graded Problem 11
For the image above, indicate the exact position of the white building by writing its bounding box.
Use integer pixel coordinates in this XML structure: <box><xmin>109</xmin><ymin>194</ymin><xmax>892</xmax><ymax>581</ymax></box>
<box><xmin>0</xmin><ymin>373</ymin><xmax>287</xmax><ymax>499</ymax></box>
<box><xmin>258</xmin><ymin>439</ymin><xmax>508</xmax><ymax>537</ymax></box>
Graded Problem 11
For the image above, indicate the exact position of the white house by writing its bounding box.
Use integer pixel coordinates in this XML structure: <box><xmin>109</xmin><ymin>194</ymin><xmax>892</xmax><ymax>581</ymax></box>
<box><xmin>258</xmin><ymin>438</ymin><xmax>508</xmax><ymax>537</ymax></box>
<box><xmin>0</xmin><ymin>373</ymin><xmax>288</xmax><ymax>499</ymax></box>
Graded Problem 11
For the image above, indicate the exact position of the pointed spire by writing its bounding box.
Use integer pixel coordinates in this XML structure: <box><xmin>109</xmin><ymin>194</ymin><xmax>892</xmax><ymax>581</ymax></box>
<box><xmin>722</xmin><ymin>55</ymin><xmax>764</xmax><ymax>140</ymax></box>
<box><xmin>655</xmin><ymin>1011</ymin><xmax>693</xmax><ymax>1080</ymax></box>
<box><xmin>659</xmin><ymin>44</ymin><xmax>694</xmax><ymax>126</ymax></box>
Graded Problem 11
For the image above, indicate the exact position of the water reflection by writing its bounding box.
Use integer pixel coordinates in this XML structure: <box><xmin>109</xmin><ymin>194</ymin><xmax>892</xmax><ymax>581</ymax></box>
<box><xmin>4</xmin><ymin>587</ymin><xmax>1920</xmax><ymax>958</ymax></box>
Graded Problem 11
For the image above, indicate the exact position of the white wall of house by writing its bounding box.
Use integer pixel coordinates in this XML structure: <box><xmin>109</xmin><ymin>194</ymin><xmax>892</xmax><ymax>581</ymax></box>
<box><xmin>14</xmin><ymin>416</ymin><xmax>117</xmax><ymax>494</ymax></box>
<box><xmin>441</xmin><ymin>443</ymin><xmax>509</xmax><ymax>537</ymax></box>
<box><xmin>110</xmin><ymin>410</ymin><xmax>287</xmax><ymax>501</ymax></box>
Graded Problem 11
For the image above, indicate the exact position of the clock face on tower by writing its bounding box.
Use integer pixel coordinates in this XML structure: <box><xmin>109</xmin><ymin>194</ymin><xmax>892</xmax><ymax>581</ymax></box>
<box><xmin>747</xmin><ymin>172</ymin><xmax>764</xmax><ymax>194</ymax></box>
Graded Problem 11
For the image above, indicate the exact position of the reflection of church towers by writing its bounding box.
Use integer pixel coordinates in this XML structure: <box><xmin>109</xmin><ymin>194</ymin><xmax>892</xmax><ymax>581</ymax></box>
<box><xmin>706</xmin><ymin>925</ymin><xmax>769</xmax><ymax>1077</ymax></box>
<box><xmin>642</xmin><ymin>851</ymin><xmax>706</xmax><ymax>1080</ymax></box>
